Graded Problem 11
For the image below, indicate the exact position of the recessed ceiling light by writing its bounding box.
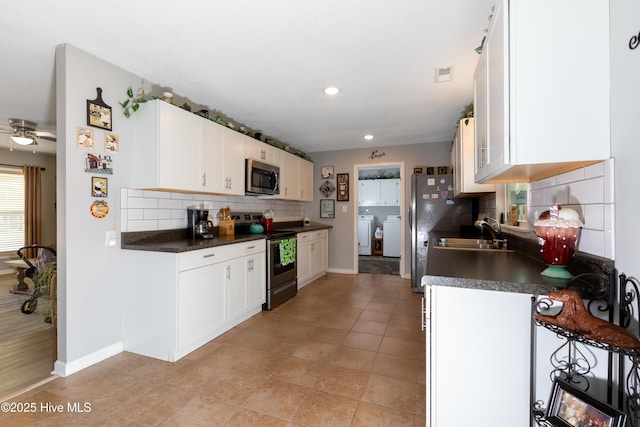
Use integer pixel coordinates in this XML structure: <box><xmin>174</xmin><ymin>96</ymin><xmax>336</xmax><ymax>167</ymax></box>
<box><xmin>364</xmin><ymin>134</ymin><xmax>374</xmax><ymax>141</ymax></box>
<box><xmin>324</xmin><ymin>87</ymin><xmax>340</xmax><ymax>95</ymax></box>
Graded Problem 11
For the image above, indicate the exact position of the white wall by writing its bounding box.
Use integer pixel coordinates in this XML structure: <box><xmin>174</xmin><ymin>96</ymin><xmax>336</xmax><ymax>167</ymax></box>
<box><xmin>309</xmin><ymin>141</ymin><xmax>453</xmax><ymax>275</ymax></box>
<box><xmin>55</xmin><ymin>44</ymin><xmax>309</xmax><ymax>375</ymax></box>
<box><xmin>55</xmin><ymin>44</ymin><xmax>142</xmax><ymax>375</ymax></box>
<box><xmin>611</xmin><ymin>1</ymin><xmax>640</xmax><ymax>277</ymax></box>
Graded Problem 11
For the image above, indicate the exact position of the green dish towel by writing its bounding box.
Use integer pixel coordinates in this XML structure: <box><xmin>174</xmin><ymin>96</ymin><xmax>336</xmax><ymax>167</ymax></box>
<box><xmin>279</xmin><ymin>238</ymin><xmax>296</xmax><ymax>266</ymax></box>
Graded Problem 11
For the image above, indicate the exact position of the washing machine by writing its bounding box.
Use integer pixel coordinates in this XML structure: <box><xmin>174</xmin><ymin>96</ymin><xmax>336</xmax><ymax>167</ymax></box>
<box><xmin>383</xmin><ymin>214</ymin><xmax>401</xmax><ymax>257</ymax></box>
<box><xmin>358</xmin><ymin>215</ymin><xmax>375</xmax><ymax>255</ymax></box>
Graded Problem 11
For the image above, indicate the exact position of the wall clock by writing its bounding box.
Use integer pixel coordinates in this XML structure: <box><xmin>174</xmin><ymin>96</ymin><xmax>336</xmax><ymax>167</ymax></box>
<box><xmin>318</xmin><ymin>180</ymin><xmax>336</xmax><ymax>197</ymax></box>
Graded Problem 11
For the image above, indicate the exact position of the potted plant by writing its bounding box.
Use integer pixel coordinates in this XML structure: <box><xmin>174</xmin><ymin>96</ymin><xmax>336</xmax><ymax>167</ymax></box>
<box><xmin>120</xmin><ymin>87</ymin><xmax>149</xmax><ymax>118</ymax></box>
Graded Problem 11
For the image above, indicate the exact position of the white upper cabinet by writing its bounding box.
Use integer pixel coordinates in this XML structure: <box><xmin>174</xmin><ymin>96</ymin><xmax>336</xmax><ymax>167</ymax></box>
<box><xmin>279</xmin><ymin>151</ymin><xmax>299</xmax><ymax>200</ymax></box>
<box><xmin>244</xmin><ymin>138</ymin><xmax>281</xmax><ymax>167</ymax></box>
<box><xmin>474</xmin><ymin>0</ymin><xmax>610</xmax><ymax>183</ymax></box>
<box><xmin>131</xmin><ymin>99</ymin><xmax>311</xmax><ymax>198</ymax></box>
<box><xmin>358</xmin><ymin>179</ymin><xmax>399</xmax><ymax>206</ymax></box>
<box><xmin>274</xmin><ymin>151</ymin><xmax>313</xmax><ymax>201</ymax></box>
<box><xmin>298</xmin><ymin>158</ymin><xmax>313</xmax><ymax>201</ymax></box>
<box><xmin>452</xmin><ymin>118</ymin><xmax>495</xmax><ymax>197</ymax></box>
<box><xmin>359</xmin><ymin>180</ymin><xmax>379</xmax><ymax>206</ymax></box>
<box><xmin>380</xmin><ymin>179</ymin><xmax>400</xmax><ymax>206</ymax></box>
<box><xmin>202</xmin><ymin>121</ymin><xmax>245</xmax><ymax>195</ymax></box>
<box><xmin>133</xmin><ymin>100</ymin><xmax>203</xmax><ymax>191</ymax></box>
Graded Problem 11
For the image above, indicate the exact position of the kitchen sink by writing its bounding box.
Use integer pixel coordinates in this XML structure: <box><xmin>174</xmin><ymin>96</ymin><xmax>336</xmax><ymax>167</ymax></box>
<box><xmin>434</xmin><ymin>237</ymin><xmax>511</xmax><ymax>251</ymax></box>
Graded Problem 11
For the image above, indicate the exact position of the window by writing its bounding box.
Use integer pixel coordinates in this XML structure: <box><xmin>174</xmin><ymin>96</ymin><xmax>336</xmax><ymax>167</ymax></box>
<box><xmin>0</xmin><ymin>166</ymin><xmax>25</xmax><ymax>252</ymax></box>
<box><xmin>506</xmin><ymin>182</ymin><xmax>528</xmax><ymax>226</ymax></box>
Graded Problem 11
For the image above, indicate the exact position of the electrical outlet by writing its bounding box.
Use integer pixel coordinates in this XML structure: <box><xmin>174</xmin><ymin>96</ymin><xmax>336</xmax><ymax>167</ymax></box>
<box><xmin>105</xmin><ymin>231</ymin><xmax>117</xmax><ymax>247</ymax></box>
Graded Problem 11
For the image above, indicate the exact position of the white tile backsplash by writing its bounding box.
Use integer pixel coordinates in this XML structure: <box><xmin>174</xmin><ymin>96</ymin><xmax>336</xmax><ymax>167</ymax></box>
<box><xmin>121</xmin><ymin>188</ymin><xmax>305</xmax><ymax>233</ymax></box>
<box><xmin>527</xmin><ymin>159</ymin><xmax>615</xmax><ymax>259</ymax></box>
<box><xmin>569</xmin><ymin>177</ymin><xmax>604</xmax><ymax>205</ymax></box>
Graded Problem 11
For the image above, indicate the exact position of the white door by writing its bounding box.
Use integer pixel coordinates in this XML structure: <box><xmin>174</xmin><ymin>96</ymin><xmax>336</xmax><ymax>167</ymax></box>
<box><xmin>358</xmin><ymin>221</ymin><xmax>371</xmax><ymax>255</ymax></box>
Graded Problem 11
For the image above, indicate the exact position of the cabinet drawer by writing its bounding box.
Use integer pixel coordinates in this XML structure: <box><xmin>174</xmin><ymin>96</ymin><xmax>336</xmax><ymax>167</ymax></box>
<box><xmin>297</xmin><ymin>231</ymin><xmax>313</xmax><ymax>242</ymax></box>
<box><xmin>178</xmin><ymin>240</ymin><xmax>265</xmax><ymax>272</ymax></box>
<box><xmin>179</xmin><ymin>248</ymin><xmax>224</xmax><ymax>272</ymax></box>
<box><xmin>314</xmin><ymin>230</ymin><xmax>327</xmax><ymax>240</ymax></box>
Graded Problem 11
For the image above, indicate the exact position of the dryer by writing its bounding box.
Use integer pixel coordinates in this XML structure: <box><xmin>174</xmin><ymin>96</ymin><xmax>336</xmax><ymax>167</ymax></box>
<box><xmin>383</xmin><ymin>214</ymin><xmax>401</xmax><ymax>257</ymax></box>
<box><xmin>358</xmin><ymin>215</ymin><xmax>375</xmax><ymax>255</ymax></box>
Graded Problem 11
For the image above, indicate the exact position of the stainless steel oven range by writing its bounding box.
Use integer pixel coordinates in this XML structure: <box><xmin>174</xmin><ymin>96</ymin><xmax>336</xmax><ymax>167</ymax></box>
<box><xmin>264</xmin><ymin>230</ymin><xmax>297</xmax><ymax>309</ymax></box>
<box><xmin>230</xmin><ymin>212</ymin><xmax>297</xmax><ymax>310</ymax></box>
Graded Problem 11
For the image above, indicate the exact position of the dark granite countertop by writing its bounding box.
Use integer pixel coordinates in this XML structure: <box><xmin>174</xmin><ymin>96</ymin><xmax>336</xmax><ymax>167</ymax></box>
<box><xmin>121</xmin><ymin>222</ymin><xmax>332</xmax><ymax>253</ymax></box>
<box><xmin>121</xmin><ymin>231</ymin><xmax>266</xmax><ymax>253</ymax></box>
<box><xmin>274</xmin><ymin>221</ymin><xmax>333</xmax><ymax>234</ymax></box>
<box><xmin>423</xmin><ymin>231</ymin><xmax>613</xmax><ymax>298</ymax></box>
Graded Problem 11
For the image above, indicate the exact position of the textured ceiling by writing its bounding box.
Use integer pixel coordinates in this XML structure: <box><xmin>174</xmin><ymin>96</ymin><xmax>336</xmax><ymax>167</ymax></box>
<box><xmin>0</xmin><ymin>0</ymin><xmax>494</xmax><ymax>155</ymax></box>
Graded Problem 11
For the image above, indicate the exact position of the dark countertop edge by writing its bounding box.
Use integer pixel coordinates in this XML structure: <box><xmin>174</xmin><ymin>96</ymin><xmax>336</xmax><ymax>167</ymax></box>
<box><xmin>121</xmin><ymin>222</ymin><xmax>332</xmax><ymax>253</ymax></box>
<box><xmin>424</xmin><ymin>230</ymin><xmax>614</xmax><ymax>299</ymax></box>
<box><xmin>421</xmin><ymin>275</ymin><xmax>553</xmax><ymax>296</ymax></box>
<box><xmin>274</xmin><ymin>222</ymin><xmax>333</xmax><ymax>233</ymax></box>
<box><xmin>121</xmin><ymin>234</ymin><xmax>266</xmax><ymax>253</ymax></box>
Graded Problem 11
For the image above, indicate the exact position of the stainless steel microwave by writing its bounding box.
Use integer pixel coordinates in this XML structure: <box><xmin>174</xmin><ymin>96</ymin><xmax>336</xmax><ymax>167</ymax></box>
<box><xmin>245</xmin><ymin>159</ymin><xmax>280</xmax><ymax>196</ymax></box>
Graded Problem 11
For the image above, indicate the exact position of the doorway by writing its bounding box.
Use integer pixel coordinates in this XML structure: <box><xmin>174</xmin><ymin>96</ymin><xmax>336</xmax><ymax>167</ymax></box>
<box><xmin>0</xmin><ymin>156</ymin><xmax>57</xmax><ymax>400</ymax></box>
<box><xmin>354</xmin><ymin>161</ymin><xmax>405</xmax><ymax>276</ymax></box>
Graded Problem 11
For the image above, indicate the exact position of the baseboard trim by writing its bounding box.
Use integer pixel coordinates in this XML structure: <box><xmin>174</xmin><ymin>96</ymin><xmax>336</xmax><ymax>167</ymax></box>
<box><xmin>53</xmin><ymin>341</ymin><xmax>123</xmax><ymax>377</ymax></box>
<box><xmin>327</xmin><ymin>268</ymin><xmax>356</xmax><ymax>275</ymax></box>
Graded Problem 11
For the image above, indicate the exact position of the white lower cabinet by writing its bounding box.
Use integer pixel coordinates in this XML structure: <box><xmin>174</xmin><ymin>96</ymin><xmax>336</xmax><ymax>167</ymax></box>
<box><xmin>424</xmin><ymin>284</ymin><xmax>532</xmax><ymax>427</ymax></box>
<box><xmin>297</xmin><ymin>230</ymin><xmax>328</xmax><ymax>289</ymax></box>
<box><xmin>124</xmin><ymin>240</ymin><xmax>265</xmax><ymax>362</ymax></box>
<box><xmin>178</xmin><ymin>262</ymin><xmax>227</xmax><ymax>351</ymax></box>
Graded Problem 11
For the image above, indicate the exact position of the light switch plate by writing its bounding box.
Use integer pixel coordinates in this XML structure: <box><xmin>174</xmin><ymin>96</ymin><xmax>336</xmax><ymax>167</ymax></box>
<box><xmin>106</xmin><ymin>231</ymin><xmax>117</xmax><ymax>247</ymax></box>
<box><xmin>342</xmin><ymin>205</ymin><xmax>348</xmax><ymax>213</ymax></box>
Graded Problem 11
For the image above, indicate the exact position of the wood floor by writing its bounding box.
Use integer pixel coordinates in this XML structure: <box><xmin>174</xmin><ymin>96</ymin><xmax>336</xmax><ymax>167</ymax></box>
<box><xmin>0</xmin><ymin>273</ymin><xmax>57</xmax><ymax>400</ymax></box>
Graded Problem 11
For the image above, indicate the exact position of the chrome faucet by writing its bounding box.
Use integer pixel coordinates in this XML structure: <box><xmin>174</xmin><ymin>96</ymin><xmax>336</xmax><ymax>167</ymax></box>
<box><xmin>474</xmin><ymin>217</ymin><xmax>501</xmax><ymax>240</ymax></box>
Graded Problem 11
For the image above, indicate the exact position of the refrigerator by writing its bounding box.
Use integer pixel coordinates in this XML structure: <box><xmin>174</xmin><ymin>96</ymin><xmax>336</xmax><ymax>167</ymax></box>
<box><xmin>410</xmin><ymin>173</ymin><xmax>473</xmax><ymax>292</ymax></box>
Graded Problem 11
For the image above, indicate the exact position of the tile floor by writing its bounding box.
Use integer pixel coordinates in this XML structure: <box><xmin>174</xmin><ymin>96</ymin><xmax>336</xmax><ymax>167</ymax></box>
<box><xmin>1</xmin><ymin>273</ymin><xmax>426</xmax><ymax>426</ymax></box>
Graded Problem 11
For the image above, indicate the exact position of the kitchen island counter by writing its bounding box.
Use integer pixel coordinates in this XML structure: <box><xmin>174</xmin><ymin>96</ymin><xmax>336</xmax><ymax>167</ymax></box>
<box><xmin>422</xmin><ymin>231</ymin><xmax>609</xmax><ymax>296</ymax></box>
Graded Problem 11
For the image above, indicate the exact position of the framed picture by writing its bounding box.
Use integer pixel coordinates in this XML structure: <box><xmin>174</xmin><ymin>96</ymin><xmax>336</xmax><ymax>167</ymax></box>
<box><xmin>413</xmin><ymin>167</ymin><xmax>424</xmax><ymax>174</ymax></box>
<box><xmin>104</xmin><ymin>133</ymin><xmax>120</xmax><ymax>153</ymax></box>
<box><xmin>91</xmin><ymin>176</ymin><xmax>108</xmax><ymax>197</ymax></box>
<box><xmin>426</xmin><ymin>167</ymin><xmax>435</xmax><ymax>175</ymax></box>
<box><xmin>85</xmin><ymin>153</ymin><xmax>113</xmax><ymax>175</ymax></box>
<box><xmin>76</xmin><ymin>126</ymin><xmax>94</xmax><ymax>149</ymax></box>
<box><xmin>320</xmin><ymin>199</ymin><xmax>335</xmax><ymax>218</ymax></box>
<box><xmin>321</xmin><ymin>165</ymin><xmax>334</xmax><ymax>179</ymax></box>
<box><xmin>437</xmin><ymin>166</ymin><xmax>448</xmax><ymax>175</ymax></box>
<box><xmin>87</xmin><ymin>87</ymin><xmax>112</xmax><ymax>131</ymax></box>
<box><xmin>546</xmin><ymin>379</ymin><xmax>627</xmax><ymax>427</ymax></box>
<box><xmin>337</xmin><ymin>173</ymin><xmax>349</xmax><ymax>201</ymax></box>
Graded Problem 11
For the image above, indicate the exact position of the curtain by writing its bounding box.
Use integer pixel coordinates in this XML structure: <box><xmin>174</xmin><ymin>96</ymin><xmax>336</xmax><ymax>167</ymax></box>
<box><xmin>23</xmin><ymin>165</ymin><xmax>41</xmax><ymax>259</ymax></box>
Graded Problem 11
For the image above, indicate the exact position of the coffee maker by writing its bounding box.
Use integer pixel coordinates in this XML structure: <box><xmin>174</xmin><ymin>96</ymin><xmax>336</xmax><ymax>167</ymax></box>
<box><xmin>187</xmin><ymin>207</ymin><xmax>214</xmax><ymax>239</ymax></box>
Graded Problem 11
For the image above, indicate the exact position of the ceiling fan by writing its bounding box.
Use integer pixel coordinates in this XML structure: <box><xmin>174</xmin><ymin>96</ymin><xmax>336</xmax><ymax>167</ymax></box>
<box><xmin>0</xmin><ymin>118</ymin><xmax>57</xmax><ymax>146</ymax></box>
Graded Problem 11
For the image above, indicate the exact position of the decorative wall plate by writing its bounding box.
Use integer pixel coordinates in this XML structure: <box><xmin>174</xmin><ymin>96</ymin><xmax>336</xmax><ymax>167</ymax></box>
<box><xmin>90</xmin><ymin>200</ymin><xmax>109</xmax><ymax>218</ymax></box>
<box><xmin>319</xmin><ymin>180</ymin><xmax>336</xmax><ymax>197</ymax></box>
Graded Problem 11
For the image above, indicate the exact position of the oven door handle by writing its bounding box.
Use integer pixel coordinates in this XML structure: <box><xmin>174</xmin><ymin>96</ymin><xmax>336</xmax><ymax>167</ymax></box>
<box><xmin>273</xmin><ymin>279</ymin><xmax>297</xmax><ymax>295</ymax></box>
